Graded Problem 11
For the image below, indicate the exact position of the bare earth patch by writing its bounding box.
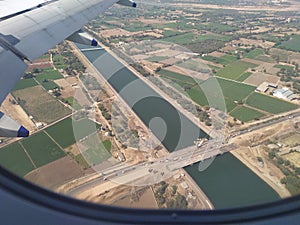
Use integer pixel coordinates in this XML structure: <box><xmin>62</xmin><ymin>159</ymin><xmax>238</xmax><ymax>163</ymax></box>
<box><xmin>165</xmin><ymin>65</ymin><xmax>211</xmax><ymax>80</ymax></box>
<box><xmin>26</xmin><ymin>57</ymin><xmax>53</xmax><ymax>72</ymax></box>
<box><xmin>100</xmin><ymin>28</ymin><xmax>134</xmax><ymax>38</ymax></box>
<box><xmin>25</xmin><ymin>156</ymin><xmax>84</xmax><ymax>189</ymax></box>
<box><xmin>0</xmin><ymin>94</ymin><xmax>36</xmax><ymax>131</ymax></box>
<box><xmin>54</xmin><ymin>78</ymin><xmax>75</xmax><ymax>98</ymax></box>
<box><xmin>243</xmin><ymin>72</ymin><xmax>279</xmax><ymax>86</ymax></box>
<box><xmin>112</xmin><ymin>187</ymin><xmax>158</xmax><ymax>209</ymax></box>
<box><xmin>209</xmin><ymin>51</ymin><xmax>225</xmax><ymax>58</ymax></box>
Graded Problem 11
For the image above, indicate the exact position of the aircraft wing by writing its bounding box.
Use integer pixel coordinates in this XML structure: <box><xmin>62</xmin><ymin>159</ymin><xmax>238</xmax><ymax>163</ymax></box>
<box><xmin>0</xmin><ymin>0</ymin><xmax>136</xmax><ymax>137</ymax></box>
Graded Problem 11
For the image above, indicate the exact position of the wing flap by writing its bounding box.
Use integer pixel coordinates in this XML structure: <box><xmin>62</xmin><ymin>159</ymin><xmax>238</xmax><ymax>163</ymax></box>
<box><xmin>0</xmin><ymin>0</ymin><xmax>119</xmax><ymax>61</ymax></box>
<box><xmin>0</xmin><ymin>46</ymin><xmax>27</xmax><ymax>104</ymax></box>
<box><xmin>0</xmin><ymin>0</ymin><xmax>50</xmax><ymax>20</ymax></box>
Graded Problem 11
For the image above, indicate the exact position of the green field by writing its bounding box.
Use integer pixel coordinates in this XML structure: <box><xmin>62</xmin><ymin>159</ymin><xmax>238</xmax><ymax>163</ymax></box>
<box><xmin>0</xmin><ymin>142</ymin><xmax>35</xmax><ymax>177</ymax></box>
<box><xmin>162</xmin><ymin>32</ymin><xmax>229</xmax><ymax>45</ymax></box>
<box><xmin>178</xmin><ymin>60</ymin><xmax>210</xmax><ymax>73</ymax></box>
<box><xmin>206</xmin><ymin>22</ymin><xmax>238</xmax><ymax>33</ymax></box>
<box><xmin>158</xmin><ymin>69</ymin><xmax>196</xmax><ymax>86</ymax></box>
<box><xmin>40</xmin><ymin>80</ymin><xmax>59</xmax><ymax>91</ymax></box>
<box><xmin>202</xmin><ymin>54</ymin><xmax>237</xmax><ymax>66</ymax></box>
<box><xmin>244</xmin><ymin>49</ymin><xmax>264</xmax><ymax>59</ymax></box>
<box><xmin>13</xmin><ymin>78</ymin><xmax>38</xmax><ymax>91</ymax></box>
<box><xmin>220</xmin><ymin>54</ymin><xmax>237</xmax><ymax>63</ymax></box>
<box><xmin>81</xmin><ymin>140</ymin><xmax>111</xmax><ymax>165</ymax></box>
<box><xmin>278</xmin><ymin>34</ymin><xmax>300</xmax><ymax>52</ymax></box>
<box><xmin>35</xmin><ymin>69</ymin><xmax>63</xmax><ymax>90</ymax></box>
<box><xmin>35</xmin><ymin>69</ymin><xmax>63</xmax><ymax>83</ymax></box>
<box><xmin>74</xmin><ymin>154</ymin><xmax>90</xmax><ymax>169</ymax></box>
<box><xmin>208</xmin><ymin>64</ymin><xmax>222</xmax><ymax>70</ymax></box>
<box><xmin>45</xmin><ymin>117</ymin><xmax>81</xmax><ymax>148</ymax></box>
<box><xmin>122</xmin><ymin>21</ymin><xmax>151</xmax><ymax>32</ymax></box>
<box><xmin>64</xmin><ymin>96</ymin><xmax>82</xmax><ymax>110</ymax></box>
<box><xmin>216</xmin><ymin>61</ymin><xmax>257</xmax><ymax>80</ymax></box>
<box><xmin>45</xmin><ymin>117</ymin><xmax>100</xmax><ymax>148</ymax></box>
<box><xmin>157</xmin><ymin>21</ymin><xmax>197</xmax><ymax>31</ymax></box>
<box><xmin>186</xmin><ymin>77</ymin><xmax>255</xmax><ymax>112</ymax></box>
<box><xmin>21</xmin><ymin>131</ymin><xmax>65</xmax><ymax>168</ymax></box>
<box><xmin>0</xmin><ymin>118</ymin><xmax>102</xmax><ymax>176</ymax></box>
<box><xmin>145</xmin><ymin>56</ymin><xmax>168</xmax><ymax>62</ymax></box>
<box><xmin>257</xmin><ymin>34</ymin><xmax>280</xmax><ymax>42</ymax></box>
<box><xmin>158</xmin><ymin>70</ymin><xmax>256</xmax><ymax>112</ymax></box>
<box><xmin>255</xmin><ymin>55</ymin><xmax>276</xmax><ymax>63</ymax></box>
<box><xmin>237</xmin><ymin>72</ymin><xmax>252</xmax><ymax>82</ymax></box>
<box><xmin>274</xmin><ymin>64</ymin><xmax>294</xmax><ymax>72</ymax></box>
<box><xmin>230</xmin><ymin>106</ymin><xmax>265</xmax><ymax>122</ymax></box>
<box><xmin>53</xmin><ymin>54</ymin><xmax>68</xmax><ymax>69</ymax></box>
<box><xmin>163</xmin><ymin>30</ymin><xmax>183</xmax><ymax>37</ymax></box>
<box><xmin>246</xmin><ymin>92</ymin><xmax>298</xmax><ymax>114</ymax></box>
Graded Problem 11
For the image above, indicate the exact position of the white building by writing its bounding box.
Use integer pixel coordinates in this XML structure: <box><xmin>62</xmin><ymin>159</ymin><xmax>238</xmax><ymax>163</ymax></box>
<box><xmin>273</xmin><ymin>88</ymin><xmax>297</xmax><ymax>101</ymax></box>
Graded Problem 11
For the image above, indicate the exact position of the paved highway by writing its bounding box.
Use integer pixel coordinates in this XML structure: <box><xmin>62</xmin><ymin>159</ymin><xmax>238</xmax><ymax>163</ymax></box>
<box><xmin>66</xmin><ymin>112</ymin><xmax>300</xmax><ymax>197</ymax></box>
<box><xmin>232</xmin><ymin>111</ymin><xmax>300</xmax><ymax>137</ymax></box>
<box><xmin>67</xmin><ymin>138</ymin><xmax>236</xmax><ymax>196</ymax></box>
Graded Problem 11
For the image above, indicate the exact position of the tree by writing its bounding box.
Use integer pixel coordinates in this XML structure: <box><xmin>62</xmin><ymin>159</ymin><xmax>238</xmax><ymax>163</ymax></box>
<box><xmin>268</xmin><ymin>150</ymin><xmax>276</xmax><ymax>159</ymax></box>
<box><xmin>171</xmin><ymin>185</ymin><xmax>177</xmax><ymax>196</ymax></box>
<box><xmin>277</xmin><ymin>157</ymin><xmax>284</xmax><ymax>165</ymax></box>
<box><xmin>284</xmin><ymin>160</ymin><xmax>291</xmax><ymax>167</ymax></box>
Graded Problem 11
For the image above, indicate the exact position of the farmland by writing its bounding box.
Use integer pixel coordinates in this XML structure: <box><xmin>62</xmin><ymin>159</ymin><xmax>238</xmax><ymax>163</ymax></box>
<box><xmin>0</xmin><ymin>117</ymin><xmax>101</xmax><ymax>177</ymax></box>
<box><xmin>21</xmin><ymin>131</ymin><xmax>65</xmax><ymax>168</ymax></box>
<box><xmin>81</xmin><ymin>140</ymin><xmax>112</xmax><ymax>165</ymax></box>
<box><xmin>45</xmin><ymin>117</ymin><xmax>99</xmax><ymax>149</ymax></box>
<box><xmin>13</xmin><ymin>78</ymin><xmax>38</xmax><ymax>91</ymax></box>
<box><xmin>12</xmin><ymin>86</ymin><xmax>71</xmax><ymax>123</ymax></box>
<box><xmin>229</xmin><ymin>106</ymin><xmax>265</xmax><ymax>122</ymax></box>
<box><xmin>244</xmin><ymin>49</ymin><xmax>264</xmax><ymax>59</ymax></box>
<box><xmin>0</xmin><ymin>142</ymin><xmax>35</xmax><ymax>177</ymax></box>
<box><xmin>64</xmin><ymin>96</ymin><xmax>82</xmax><ymax>110</ymax></box>
<box><xmin>237</xmin><ymin>72</ymin><xmax>252</xmax><ymax>82</ymax></box>
<box><xmin>162</xmin><ymin>32</ymin><xmax>229</xmax><ymax>46</ymax></box>
<box><xmin>35</xmin><ymin>69</ymin><xmax>63</xmax><ymax>90</ymax></box>
<box><xmin>216</xmin><ymin>61</ymin><xmax>257</xmax><ymax>80</ymax></box>
<box><xmin>35</xmin><ymin>69</ymin><xmax>63</xmax><ymax>82</ymax></box>
<box><xmin>158</xmin><ymin>69</ymin><xmax>197</xmax><ymax>86</ymax></box>
<box><xmin>178</xmin><ymin>60</ymin><xmax>210</xmax><ymax>73</ymax></box>
<box><xmin>202</xmin><ymin>54</ymin><xmax>237</xmax><ymax>66</ymax></box>
<box><xmin>193</xmin><ymin>77</ymin><xmax>256</xmax><ymax>112</ymax></box>
<box><xmin>246</xmin><ymin>92</ymin><xmax>298</xmax><ymax>114</ymax></box>
<box><xmin>278</xmin><ymin>35</ymin><xmax>300</xmax><ymax>52</ymax></box>
<box><xmin>146</xmin><ymin>56</ymin><xmax>168</xmax><ymax>62</ymax></box>
<box><xmin>274</xmin><ymin>64</ymin><xmax>294</xmax><ymax>72</ymax></box>
<box><xmin>53</xmin><ymin>54</ymin><xmax>68</xmax><ymax>69</ymax></box>
<box><xmin>159</xmin><ymin>70</ymin><xmax>256</xmax><ymax>112</ymax></box>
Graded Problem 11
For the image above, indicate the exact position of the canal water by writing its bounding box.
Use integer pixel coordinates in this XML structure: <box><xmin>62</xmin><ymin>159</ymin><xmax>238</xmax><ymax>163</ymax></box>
<box><xmin>77</xmin><ymin>44</ymin><xmax>280</xmax><ymax>209</ymax></box>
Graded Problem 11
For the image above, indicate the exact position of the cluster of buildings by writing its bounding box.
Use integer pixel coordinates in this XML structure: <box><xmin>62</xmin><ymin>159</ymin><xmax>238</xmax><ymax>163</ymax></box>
<box><xmin>256</xmin><ymin>82</ymin><xmax>298</xmax><ymax>101</ymax></box>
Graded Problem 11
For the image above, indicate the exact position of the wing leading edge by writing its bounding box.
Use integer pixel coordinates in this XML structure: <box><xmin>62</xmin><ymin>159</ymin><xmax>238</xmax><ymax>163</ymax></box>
<box><xmin>0</xmin><ymin>0</ymin><xmax>136</xmax><ymax>137</ymax></box>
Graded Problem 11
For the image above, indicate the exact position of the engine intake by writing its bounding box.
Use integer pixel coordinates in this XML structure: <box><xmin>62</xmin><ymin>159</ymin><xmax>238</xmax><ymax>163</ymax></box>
<box><xmin>67</xmin><ymin>30</ymin><xmax>98</xmax><ymax>46</ymax></box>
<box><xmin>117</xmin><ymin>0</ymin><xmax>137</xmax><ymax>8</ymax></box>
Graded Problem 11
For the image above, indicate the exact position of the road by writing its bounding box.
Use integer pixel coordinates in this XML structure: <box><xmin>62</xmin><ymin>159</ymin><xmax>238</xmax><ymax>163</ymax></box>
<box><xmin>66</xmin><ymin>138</ymin><xmax>236</xmax><ymax>195</ymax></box>
<box><xmin>232</xmin><ymin>110</ymin><xmax>300</xmax><ymax>137</ymax></box>
<box><xmin>65</xmin><ymin>111</ymin><xmax>300</xmax><ymax>199</ymax></box>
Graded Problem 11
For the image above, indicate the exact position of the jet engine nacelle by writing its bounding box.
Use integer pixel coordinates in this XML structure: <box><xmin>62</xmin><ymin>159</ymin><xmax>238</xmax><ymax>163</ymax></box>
<box><xmin>67</xmin><ymin>30</ymin><xmax>98</xmax><ymax>46</ymax></box>
<box><xmin>117</xmin><ymin>0</ymin><xmax>137</xmax><ymax>8</ymax></box>
<box><xmin>0</xmin><ymin>112</ymin><xmax>29</xmax><ymax>137</ymax></box>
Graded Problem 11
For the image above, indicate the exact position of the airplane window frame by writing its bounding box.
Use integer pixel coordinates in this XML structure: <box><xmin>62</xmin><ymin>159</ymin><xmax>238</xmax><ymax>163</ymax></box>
<box><xmin>1</xmin><ymin>165</ymin><xmax>300</xmax><ymax>224</ymax></box>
